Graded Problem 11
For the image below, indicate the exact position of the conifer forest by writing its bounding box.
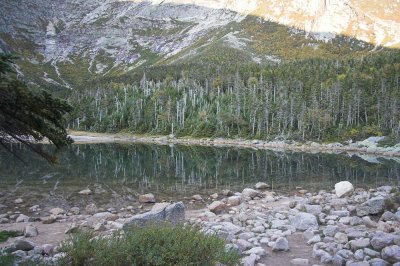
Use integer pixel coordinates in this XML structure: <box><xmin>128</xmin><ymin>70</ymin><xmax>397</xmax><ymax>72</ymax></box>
<box><xmin>66</xmin><ymin>51</ymin><xmax>400</xmax><ymax>141</ymax></box>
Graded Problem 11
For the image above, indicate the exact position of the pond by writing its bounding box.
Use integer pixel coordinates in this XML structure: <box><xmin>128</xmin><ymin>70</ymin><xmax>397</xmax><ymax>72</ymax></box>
<box><xmin>0</xmin><ymin>143</ymin><xmax>399</xmax><ymax>211</ymax></box>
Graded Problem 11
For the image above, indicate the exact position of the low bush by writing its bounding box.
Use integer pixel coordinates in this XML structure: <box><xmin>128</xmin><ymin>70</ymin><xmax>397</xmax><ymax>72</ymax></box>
<box><xmin>0</xmin><ymin>254</ymin><xmax>16</xmax><ymax>265</ymax></box>
<box><xmin>0</xmin><ymin>230</ymin><xmax>21</xmax><ymax>243</ymax></box>
<box><xmin>59</xmin><ymin>224</ymin><xmax>240</xmax><ymax>266</ymax></box>
<box><xmin>377</xmin><ymin>136</ymin><xmax>400</xmax><ymax>147</ymax></box>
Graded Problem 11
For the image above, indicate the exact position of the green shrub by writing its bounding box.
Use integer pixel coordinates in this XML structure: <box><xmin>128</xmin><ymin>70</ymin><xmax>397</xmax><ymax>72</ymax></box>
<box><xmin>377</xmin><ymin>136</ymin><xmax>400</xmax><ymax>147</ymax></box>
<box><xmin>192</xmin><ymin>122</ymin><xmax>216</xmax><ymax>138</ymax></box>
<box><xmin>343</xmin><ymin>125</ymin><xmax>383</xmax><ymax>141</ymax></box>
<box><xmin>0</xmin><ymin>254</ymin><xmax>42</xmax><ymax>266</ymax></box>
<box><xmin>0</xmin><ymin>230</ymin><xmax>21</xmax><ymax>243</ymax></box>
<box><xmin>58</xmin><ymin>225</ymin><xmax>240</xmax><ymax>266</ymax></box>
<box><xmin>0</xmin><ymin>254</ymin><xmax>15</xmax><ymax>265</ymax></box>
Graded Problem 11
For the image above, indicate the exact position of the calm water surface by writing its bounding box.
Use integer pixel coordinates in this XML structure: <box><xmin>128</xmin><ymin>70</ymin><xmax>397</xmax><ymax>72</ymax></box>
<box><xmin>1</xmin><ymin>143</ymin><xmax>399</xmax><ymax>211</ymax></box>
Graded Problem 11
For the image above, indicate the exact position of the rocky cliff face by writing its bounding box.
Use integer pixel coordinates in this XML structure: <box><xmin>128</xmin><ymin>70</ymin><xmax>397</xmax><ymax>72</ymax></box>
<box><xmin>251</xmin><ymin>0</ymin><xmax>400</xmax><ymax>47</ymax></box>
<box><xmin>0</xmin><ymin>0</ymin><xmax>399</xmax><ymax>86</ymax></box>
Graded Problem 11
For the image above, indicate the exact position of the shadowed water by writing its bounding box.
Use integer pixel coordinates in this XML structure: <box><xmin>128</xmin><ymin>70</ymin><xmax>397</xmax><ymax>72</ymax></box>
<box><xmin>0</xmin><ymin>143</ymin><xmax>399</xmax><ymax>211</ymax></box>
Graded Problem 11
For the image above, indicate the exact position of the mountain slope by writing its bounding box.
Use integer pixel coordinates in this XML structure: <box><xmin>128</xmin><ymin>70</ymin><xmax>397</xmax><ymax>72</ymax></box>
<box><xmin>0</xmin><ymin>0</ymin><xmax>399</xmax><ymax>87</ymax></box>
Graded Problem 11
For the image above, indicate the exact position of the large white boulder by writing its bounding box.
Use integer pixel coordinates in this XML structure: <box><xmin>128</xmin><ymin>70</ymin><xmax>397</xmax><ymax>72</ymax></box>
<box><xmin>335</xmin><ymin>181</ymin><xmax>354</xmax><ymax>198</ymax></box>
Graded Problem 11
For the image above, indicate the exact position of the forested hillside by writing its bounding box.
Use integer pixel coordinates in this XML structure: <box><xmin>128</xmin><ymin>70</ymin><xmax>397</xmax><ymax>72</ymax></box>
<box><xmin>2</xmin><ymin>0</ymin><xmax>399</xmax><ymax>142</ymax></box>
<box><xmin>66</xmin><ymin>51</ymin><xmax>400</xmax><ymax>141</ymax></box>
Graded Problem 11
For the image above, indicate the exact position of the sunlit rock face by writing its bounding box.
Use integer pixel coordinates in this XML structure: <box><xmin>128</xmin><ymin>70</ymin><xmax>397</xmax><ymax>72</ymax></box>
<box><xmin>123</xmin><ymin>0</ymin><xmax>400</xmax><ymax>47</ymax></box>
<box><xmin>251</xmin><ymin>0</ymin><xmax>400</xmax><ymax>47</ymax></box>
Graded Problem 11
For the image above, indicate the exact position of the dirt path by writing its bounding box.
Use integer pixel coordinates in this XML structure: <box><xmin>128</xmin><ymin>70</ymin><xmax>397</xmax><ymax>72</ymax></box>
<box><xmin>0</xmin><ymin>222</ymin><xmax>70</xmax><ymax>248</ymax></box>
<box><xmin>260</xmin><ymin>233</ymin><xmax>323</xmax><ymax>265</ymax></box>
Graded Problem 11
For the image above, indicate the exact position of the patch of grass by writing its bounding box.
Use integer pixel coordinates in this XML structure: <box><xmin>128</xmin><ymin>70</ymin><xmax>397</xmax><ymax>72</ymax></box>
<box><xmin>0</xmin><ymin>230</ymin><xmax>21</xmax><ymax>243</ymax></box>
<box><xmin>0</xmin><ymin>254</ymin><xmax>17</xmax><ymax>265</ymax></box>
<box><xmin>58</xmin><ymin>225</ymin><xmax>240</xmax><ymax>266</ymax></box>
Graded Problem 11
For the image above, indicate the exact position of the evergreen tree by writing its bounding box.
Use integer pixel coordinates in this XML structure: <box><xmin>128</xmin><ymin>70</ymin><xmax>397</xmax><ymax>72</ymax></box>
<box><xmin>0</xmin><ymin>54</ymin><xmax>73</xmax><ymax>163</ymax></box>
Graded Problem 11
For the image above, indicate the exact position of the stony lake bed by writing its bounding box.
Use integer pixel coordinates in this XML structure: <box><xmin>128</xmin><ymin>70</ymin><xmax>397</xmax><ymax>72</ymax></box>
<box><xmin>1</xmin><ymin>138</ymin><xmax>400</xmax><ymax>265</ymax></box>
<box><xmin>1</xmin><ymin>182</ymin><xmax>400</xmax><ymax>265</ymax></box>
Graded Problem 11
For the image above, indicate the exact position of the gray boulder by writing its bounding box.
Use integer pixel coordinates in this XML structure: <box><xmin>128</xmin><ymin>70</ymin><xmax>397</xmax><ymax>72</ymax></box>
<box><xmin>23</xmin><ymin>225</ymin><xmax>38</xmax><ymax>237</ymax></box>
<box><xmin>377</xmin><ymin>186</ymin><xmax>393</xmax><ymax>194</ymax></box>
<box><xmin>363</xmin><ymin>216</ymin><xmax>378</xmax><ymax>228</ymax></box>
<box><xmin>255</xmin><ymin>182</ymin><xmax>270</xmax><ymax>189</ymax></box>
<box><xmin>371</xmin><ymin>231</ymin><xmax>399</xmax><ymax>250</ymax></box>
<box><xmin>40</xmin><ymin>244</ymin><xmax>55</xmax><ymax>256</ymax></box>
<box><xmin>380</xmin><ymin>211</ymin><xmax>396</xmax><ymax>222</ymax></box>
<box><xmin>381</xmin><ymin>245</ymin><xmax>400</xmax><ymax>263</ymax></box>
<box><xmin>236</xmin><ymin>239</ymin><xmax>252</xmax><ymax>252</ymax></box>
<box><xmin>323</xmin><ymin>225</ymin><xmax>339</xmax><ymax>237</ymax></box>
<box><xmin>272</xmin><ymin>237</ymin><xmax>289</xmax><ymax>251</ymax></box>
<box><xmin>331</xmin><ymin>210</ymin><xmax>350</xmax><ymax>217</ymax></box>
<box><xmin>244</xmin><ymin>246</ymin><xmax>267</xmax><ymax>257</ymax></box>
<box><xmin>85</xmin><ymin>203</ymin><xmax>97</xmax><ymax>214</ymax></box>
<box><xmin>349</xmin><ymin>238</ymin><xmax>371</xmax><ymax>250</ymax></box>
<box><xmin>271</xmin><ymin>219</ymin><xmax>290</xmax><ymax>230</ymax></box>
<box><xmin>241</xmin><ymin>253</ymin><xmax>259</xmax><ymax>266</ymax></box>
<box><xmin>16</xmin><ymin>214</ymin><xmax>30</xmax><ymax>223</ymax></box>
<box><xmin>364</xmin><ymin>248</ymin><xmax>380</xmax><ymax>257</ymax></box>
<box><xmin>369</xmin><ymin>258</ymin><xmax>390</xmax><ymax>266</ymax></box>
<box><xmin>346</xmin><ymin>228</ymin><xmax>368</xmax><ymax>239</ymax></box>
<box><xmin>123</xmin><ymin>202</ymin><xmax>185</xmax><ymax>229</ymax></box>
<box><xmin>14</xmin><ymin>198</ymin><xmax>23</xmax><ymax>204</ymax></box>
<box><xmin>227</xmin><ymin>196</ymin><xmax>241</xmax><ymax>206</ymax></box>
<box><xmin>354</xmin><ymin>249</ymin><xmax>364</xmax><ymax>260</ymax></box>
<box><xmin>242</xmin><ymin>188</ymin><xmax>261</xmax><ymax>199</ymax></box>
<box><xmin>49</xmin><ymin>208</ymin><xmax>65</xmax><ymax>216</ymax></box>
<box><xmin>313</xmin><ymin>249</ymin><xmax>332</xmax><ymax>263</ymax></box>
<box><xmin>356</xmin><ymin>196</ymin><xmax>386</xmax><ymax>216</ymax></box>
<box><xmin>165</xmin><ymin>203</ymin><xmax>185</xmax><ymax>223</ymax></box>
<box><xmin>304</xmin><ymin>204</ymin><xmax>322</xmax><ymax>215</ymax></box>
<box><xmin>290</xmin><ymin>212</ymin><xmax>319</xmax><ymax>231</ymax></box>
<box><xmin>138</xmin><ymin>193</ymin><xmax>156</xmax><ymax>203</ymax></box>
<box><xmin>14</xmin><ymin>239</ymin><xmax>35</xmax><ymax>251</ymax></box>
<box><xmin>334</xmin><ymin>232</ymin><xmax>348</xmax><ymax>244</ymax></box>
<box><xmin>41</xmin><ymin>216</ymin><xmax>56</xmax><ymax>224</ymax></box>
<box><xmin>11</xmin><ymin>250</ymin><xmax>26</xmax><ymax>259</ymax></box>
<box><xmin>221</xmin><ymin>189</ymin><xmax>234</xmax><ymax>196</ymax></box>
<box><xmin>332</xmin><ymin>254</ymin><xmax>346</xmax><ymax>266</ymax></box>
<box><xmin>349</xmin><ymin>216</ymin><xmax>363</xmax><ymax>226</ymax></box>
<box><xmin>208</xmin><ymin>201</ymin><xmax>226</xmax><ymax>214</ymax></box>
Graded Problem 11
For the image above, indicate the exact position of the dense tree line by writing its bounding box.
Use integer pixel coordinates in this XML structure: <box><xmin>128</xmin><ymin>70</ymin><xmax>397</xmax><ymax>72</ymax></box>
<box><xmin>66</xmin><ymin>51</ymin><xmax>400</xmax><ymax>141</ymax></box>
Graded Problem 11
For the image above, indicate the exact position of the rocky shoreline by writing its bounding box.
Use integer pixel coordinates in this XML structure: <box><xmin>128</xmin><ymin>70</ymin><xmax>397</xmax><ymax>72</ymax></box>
<box><xmin>70</xmin><ymin>132</ymin><xmax>400</xmax><ymax>158</ymax></box>
<box><xmin>1</xmin><ymin>182</ymin><xmax>400</xmax><ymax>265</ymax></box>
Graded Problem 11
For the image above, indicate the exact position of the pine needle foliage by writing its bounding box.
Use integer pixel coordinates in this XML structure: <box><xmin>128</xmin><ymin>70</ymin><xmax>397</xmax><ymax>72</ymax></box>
<box><xmin>0</xmin><ymin>53</ymin><xmax>73</xmax><ymax>163</ymax></box>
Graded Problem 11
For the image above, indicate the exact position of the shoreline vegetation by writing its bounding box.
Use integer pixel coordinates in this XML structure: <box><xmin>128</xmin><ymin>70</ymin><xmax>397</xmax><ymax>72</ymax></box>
<box><xmin>69</xmin><ymin>131</ymin><xmax>400</xmax><ymax>157</ymax></box>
